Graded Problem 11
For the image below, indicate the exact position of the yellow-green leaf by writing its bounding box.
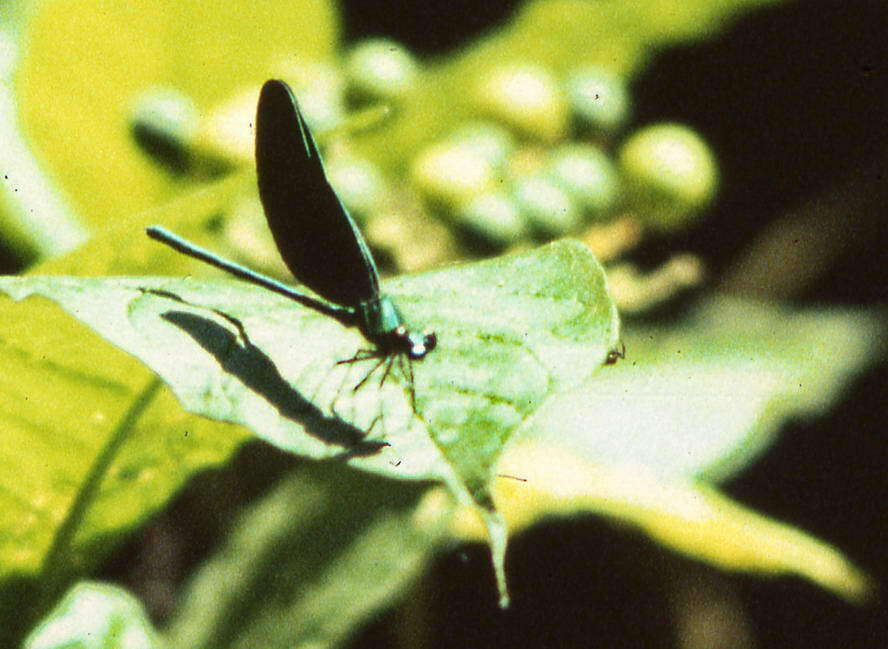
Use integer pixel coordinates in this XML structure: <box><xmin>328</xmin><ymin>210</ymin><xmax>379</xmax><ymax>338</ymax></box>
<box><xmin>0</xmin><ymin>175</ymin><xmax>252</xmax><ymax>640</ymax></box>
<box><xmin>452</xmin><ymin>441</ymin><xmax>872</xmax><ymax>604</ymax></box>
<box><xmin>16</xmin><ymin>0</ymin><xmax>339</xmax><ymax>225</ymax></box>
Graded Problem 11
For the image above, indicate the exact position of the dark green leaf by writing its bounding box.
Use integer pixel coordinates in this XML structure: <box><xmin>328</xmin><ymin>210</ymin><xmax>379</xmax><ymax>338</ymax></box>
<box><xmin>163</xmin><ymin>462</ymin><xmax>447</xmax><ymax>649</ymax></box>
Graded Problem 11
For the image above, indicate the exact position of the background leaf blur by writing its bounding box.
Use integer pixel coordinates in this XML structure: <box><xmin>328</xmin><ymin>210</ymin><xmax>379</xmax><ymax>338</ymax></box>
<box><xmin>15</xmin><ymin>0</ymin><xmax>339</xmax><ymax>227</ymax></box>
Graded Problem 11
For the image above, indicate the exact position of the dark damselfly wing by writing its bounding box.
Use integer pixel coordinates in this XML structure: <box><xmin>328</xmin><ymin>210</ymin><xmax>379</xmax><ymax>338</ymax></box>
<box><xmin>255</xmin><ymin>79</ymin><xmax>380</xmax><ymax>307</ymax></box>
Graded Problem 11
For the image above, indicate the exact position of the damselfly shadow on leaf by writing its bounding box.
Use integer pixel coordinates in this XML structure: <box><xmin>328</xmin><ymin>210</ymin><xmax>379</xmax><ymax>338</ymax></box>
<box><xmin>146</xmin><ymin>79</ymin><xmax>436</xmax><ymax>424</ymax></box>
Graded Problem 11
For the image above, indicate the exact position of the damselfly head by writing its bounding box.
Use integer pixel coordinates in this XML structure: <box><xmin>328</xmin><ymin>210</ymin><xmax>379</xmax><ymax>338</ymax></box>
<box><xmin>392</xmin><ymin>325</ymin><xmax>437</xmax><ymax>360</ymax></box>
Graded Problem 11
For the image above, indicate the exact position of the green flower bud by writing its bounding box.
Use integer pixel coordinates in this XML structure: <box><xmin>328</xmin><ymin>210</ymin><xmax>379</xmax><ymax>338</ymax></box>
<box><xmin>513</xmin><ymin>174</ymin><xmax>581</xmax><ymax>239</ymax></box>
<box><xmin>547</xmin><ymin>143</ymin><xmax>619</xmax><ymax>219</ymax></box>
<box><xmin>345</xmin><ymin>38</ymin><xmax>418</xmax><ymax>104</ymax></box>
<box><xmin>325</xmin><ymin>154</ymin><xmax>386</xmax><ymax>220</ymax></box>
<box><xmin>449</xmin><ymin>121</ymin><xmax>516</xmax><ymax>169</ymax></box>
<box><xmin>455</xmin><ymin>190</ymin><xmax>528</xmax><ymax>250</ymax></box>
<box><xmin>565</xmin><ymin>66</ymin><xmax>631</xmax><ymax>135</ymax></box>
<box><xmin>618</xmin><ymin>123</ymin><xmax>718</xmax><ymax>232</ymax></box>
<box><xmin>473</xmin><ymin>63</ymin><xmax>568</xmax><ymax>142</ymax></box>
<box><xmin>411</xmin><ymin>142</ymin><xmax>496</xmax><ymax>206</ymax></box>
<box><xmin>130</xmin><ymin>86</ymin><xmax>198</xmax><ymax>173</ymax></box>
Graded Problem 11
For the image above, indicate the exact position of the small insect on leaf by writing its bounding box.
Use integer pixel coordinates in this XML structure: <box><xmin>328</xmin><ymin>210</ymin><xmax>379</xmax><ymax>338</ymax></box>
<box><xmin>605</xmin><ymin>341</ymin><xmax>626</xmax><ymax>365</ymax></box>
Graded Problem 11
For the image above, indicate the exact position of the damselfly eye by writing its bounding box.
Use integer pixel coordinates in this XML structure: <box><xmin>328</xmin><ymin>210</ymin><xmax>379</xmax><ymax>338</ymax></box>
<box><xmin>404</xmin><ymin>328</ymin><xmax>436</xmax><ymax>360</ymax></box>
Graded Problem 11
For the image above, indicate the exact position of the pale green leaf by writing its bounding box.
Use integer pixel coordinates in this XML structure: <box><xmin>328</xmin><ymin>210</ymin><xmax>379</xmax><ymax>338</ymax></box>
<box><xmin>0</xmin><ymin>239</ymin><xmax>620</xmax><ymax>606</ymax></box>
<box><xmin>0</xmin><ymin>29</ymin><xmax>87</xmax><ymax>259</ymax></box>
<box><xmin>23</xmin><ymin>581</ymin><xmax>160</xmax><ymax>649</ymax></box>
<box><xmin>444</xmin><ymin>296</ymin><xmax>882</xmax><ymax>604</ymax></box>
<box><xmin>526</xmin><ymin>296</ymin><xmax>884</xmax><ymax>480</ymax></box>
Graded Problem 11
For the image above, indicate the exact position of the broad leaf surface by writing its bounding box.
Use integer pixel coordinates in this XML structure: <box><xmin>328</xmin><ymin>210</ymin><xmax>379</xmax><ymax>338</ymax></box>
<box><xmin>0</xmin><ymin>239</ymin><xmax>620</xmax><ymax>604</ymax></box>
<box><xmin>1</xmin><ymin>240</ymin><xmax>618</xmax><ymax>485</ymax></box>
<box><xmin>527</xmin><ymin>297</ymin><xmax>884</xmax><ymax>480</ymax></box>
<box><xmin>455</xmin><ymin>439</ymin><xmax>872</xmax><ymax>604</ymax></box>
<box><xmin>447</xmin><ymin>296</ymin><xmax>882</xmax><ymax>602</ymax></box>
